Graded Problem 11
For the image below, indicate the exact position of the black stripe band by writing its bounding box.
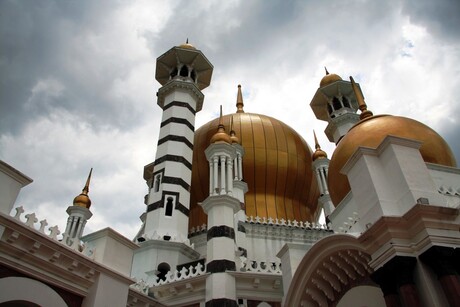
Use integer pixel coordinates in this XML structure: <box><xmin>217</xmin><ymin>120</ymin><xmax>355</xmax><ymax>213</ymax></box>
<box><xmin>161</xmin><ymin>117</ymin><xmax>195</xmax><ymax>132</ymax></box>
<box><xmin>205</xmin><ymin>299</ymin><xmax>238</xmax><ymax>307</ymax></box>
<box><xmin>207</xmin><ymin>225</ymin><xmax>235</xmax><ymax>241</ymax></box>
<box><xmin>162</xmin><ymin>176</ymin><xmax>190</xmax><ymax>190</ymax></box>
<box><xmin>206</xmin><ymin>259</ymin><xmax>236</xmax><ymax>273</ymax></box>
<box><xmin>163</xmin><ymin>101</ymin><xmax>196</xmax><ymax>115</ymax></box>
<box><xmin>154</xmin><ymin>155</ymin><xmax>192</xmax><ymax>170</ymax></box>
<box><xmin>147</xmin><ymin>201</ymin><xmax>189</xmax><ymax>216</ymax></box>
<box><xmin>237</xmin><ymin>224</ymin><xmax>246</xmax><ymax>233</ymax></box>
<box><xmin>158</xmin><ymin>135</ymin><xmax>193</xmax><ymax>150</ymax></box>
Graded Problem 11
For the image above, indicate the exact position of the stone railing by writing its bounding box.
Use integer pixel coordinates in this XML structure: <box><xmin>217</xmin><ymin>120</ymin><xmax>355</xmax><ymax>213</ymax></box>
<box><xmin>245</xmin><ymin>215</ymin><xmax>330</xmax><ymax>230</ymax></box>
<box><xmin>151</xmin><ymin>262</ymin><xmax>206</xmax><ymax>286</ymax></box>
<box><xmin>438</xmin><ymin>185</ymin><xmax>460</xmax><ymax>196</ymax></box>
<box><xmin>11</xmin><ymin>206</ymin><xmax>94</xmax><ymax>258</ymax></box>
<box><xmin>238</xmin><ymin>257</ymin><xmax>282</xmax><ymax>274</ymax></box>
<box><xmin>337</xmin><ymin>212</ymin><xmax>359</xmax><ymax>234</ymax></box>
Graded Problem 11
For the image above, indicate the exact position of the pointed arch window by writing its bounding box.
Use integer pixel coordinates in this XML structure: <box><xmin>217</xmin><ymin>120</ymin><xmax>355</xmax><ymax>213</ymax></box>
<box><xmin>179</xmin><ymin>65</ymin><xmax>188</xmax><ymax>77</ymax></box>
<box><xmin>165</xmin><ymin>197</ymin><xmax>173</xmax><ymax>216</ymax></box>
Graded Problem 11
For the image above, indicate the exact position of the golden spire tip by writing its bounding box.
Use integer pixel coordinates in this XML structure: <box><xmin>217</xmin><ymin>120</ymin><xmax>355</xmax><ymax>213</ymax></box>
<box><xmin>83</xmin><ymin>168</ymin><xmax>93</xmax><ymax>194</ymax></box>
<box><xmin>349</xmin><ymin>76</ymin><xmax>373</xmax><ymax>120</ymax></box>
<box><xmin>313</xmin><ymin>130</ymin><xmax>320</xmax><ymax>150</ymax></box>
<box><xmin>325</xmin><ymin>67</ymin><xmax>329</xmax><ymax>75</ymax></box>
<box><xmin>236</xmin><ymin>84</ymin><xmax>244</xmax><ymax>113</ymax></box>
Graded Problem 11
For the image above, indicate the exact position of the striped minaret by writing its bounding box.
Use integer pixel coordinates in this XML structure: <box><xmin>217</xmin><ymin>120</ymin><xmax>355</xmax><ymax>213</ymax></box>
<box><xmin>201</xmin><ymin>108</ymin><xmax>240</xmax><ymax>307</ymax></box>
<box><xmin>143</xmin><ymin>41</ymin><xmax>213</xmax><ymax>242</ymax></box>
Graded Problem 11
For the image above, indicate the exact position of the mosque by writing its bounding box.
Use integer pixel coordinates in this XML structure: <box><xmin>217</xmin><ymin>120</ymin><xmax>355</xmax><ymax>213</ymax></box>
<box><xmin>0</xmin><ymin>42</ymin><xmax>459</xmax><ymax>307</ymax></box>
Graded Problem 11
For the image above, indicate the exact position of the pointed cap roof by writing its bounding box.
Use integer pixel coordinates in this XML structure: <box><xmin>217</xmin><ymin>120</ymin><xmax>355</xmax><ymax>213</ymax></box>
<box><xmin>72</xmin><ymin>168</ymin><xmax>93</xmax><ymax>209</ymax></box>
<box><xmin>236</xmin><ymin>84</ymin><xmax>245</xmax><ymax>113</ymax></box>
<box><xmin>229</xmin><ymin>116</ymin><xmax>240</xmax><ymax>144</ymax></box>
<box><xmin>320</xmin><ymin>67</ymin><xmax>342</xmax><ymax>87</ymax></box>
<box><xmin>312</xmin><ymin>130</ymin><xmax>328</xmax><ymax>161</ymax></box>
<box><xmin>210</xmin><ymin>106</ymin><xmax>231</xmax><ymax>144</ymax></box>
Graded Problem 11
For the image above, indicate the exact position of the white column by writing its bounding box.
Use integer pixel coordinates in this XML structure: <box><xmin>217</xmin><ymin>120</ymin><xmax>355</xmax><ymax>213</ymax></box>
<box><xmin>209</xmin><ymin>161</ymin><xmax>213</xmax><ymax>195</ymax></box>
<box><xmin>213</xmin><ymin>156</ymin><xmax>219</xmax><ymax>195</ymax></box>
<box><xmin>227</xmin><ymin>159</ymin><xmax>233</xmax><ymax>195</ymax></box>
<box><xmin>220</xmin><ymin>156</ymin><xmax>226</xmax><ymax>194</ymax></box>
<box><xmin>237</xmin><ymin>153</ymin><xmax>243</xmax><ymax>181</ymax></box>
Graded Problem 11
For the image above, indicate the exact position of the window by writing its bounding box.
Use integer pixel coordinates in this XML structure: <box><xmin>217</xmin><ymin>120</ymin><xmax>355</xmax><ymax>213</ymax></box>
<box><xmin>153</xmin><ymin>174</ymin><xmax>161</xmax><ymax>192</ymax></box>
<box><xmin>179</xmin><ymin>65</ymin><xmax>188</xmax><ymax>77</ymax></box>
<box><xmin>157</xmin><ymin>262</ymin><xmax>170</xmax><ymax>281</ymax></box>
<box><xmin>332</xmin><ymin>96</ymin><xmax>342</xmax><ymax>110</ymax></box>
<box><xmin>165</xmin><ymin>197</ymin><xmax>173</xmax><ymax>216</ymax></box>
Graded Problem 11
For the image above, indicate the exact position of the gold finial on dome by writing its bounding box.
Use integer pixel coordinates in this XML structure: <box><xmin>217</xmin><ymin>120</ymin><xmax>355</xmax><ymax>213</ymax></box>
<box><xmin>178</xmin><ymin>38</ymin><xmax>196</xmax><ymax>50</ymax></box>
<box><xmin>236</xmin><ymin>84</ymin><xmax>244</xmax><ymax>113</ymax></box>
<box><xmin>312</xmin><ymin>130</ymin><xmax>328</xmax><ymax>161</ymax></box>
<box><xmin>73</xmin><ymin>168</ymin><xmax>93</xmax><ymax>209</ymax></box>
<box><xmin>229</xmin><ymin>116</ymin><xmax>240</xmax><ymax>144</ymax></box>
<box><xmin>350</xmin><ymin>76</ymin><xmax>373</xmax><ymax>120</ymax></box>
<box><xmin>210</xmin><ymin>106</ymin><xmax>231</xmax><ymax>144</ymax></box>
<box><xmin>320</xmin><ymin>68</ymin><xmax>342</xmax><ymax>87</ymax></box>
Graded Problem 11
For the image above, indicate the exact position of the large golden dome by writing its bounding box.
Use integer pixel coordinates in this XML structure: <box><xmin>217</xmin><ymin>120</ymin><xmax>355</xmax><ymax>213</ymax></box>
<box><xmin>189</xmin><ymin>112</ymin><xmax>320</xmax><ymax>229</ymax></box>
<box><xmin>328</xmin><ymin>115</ymin><xmax>457</xmax><ymax>205</ymax></box>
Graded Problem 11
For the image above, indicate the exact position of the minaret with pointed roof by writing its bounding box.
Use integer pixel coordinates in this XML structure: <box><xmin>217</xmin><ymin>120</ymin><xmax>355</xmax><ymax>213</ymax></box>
<box><xmin>201</xmin><ymin>107</ymin><xmax>241</xmax><ymax>306</ymax></box>
<box><xmin>131</xmin><ymin>41</ymin><xmax>213</xmax><ymax>284</ymax></box>
<box><xmin>311</xmin><ymin>132</ymin><xmax>334</xmax><ymax>220</ymax></box>
<box><xmin>310</xmin><ymin>68</ymin><xmax>361</xmax><ymax>144</ymax></box>
<box><xmin>63</xmin><ymin>169</ymin><xmax>93</xmax><ymax>248</ymax></box>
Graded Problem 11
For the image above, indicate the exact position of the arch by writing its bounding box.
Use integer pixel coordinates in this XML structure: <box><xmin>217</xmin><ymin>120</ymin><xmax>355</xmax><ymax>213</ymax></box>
<box><xmin>0</xmin><ymin>277</ymin><xmax>67</xmax><ymax>307</ymax></box>
<box><xmin>170</xmin><ymin>67</ymin><xmax>178</xmax><ymax>79</ymax></box>
<box><xmin>165</xmin><ymin>197</ymin><xmax>173</xmax><ymax>216</ymax></box>
<box><xmin>285</xmin><ymin>234</ymin><xmax>376</xmax><ymax>306</ymax></box>
<box><xmin>179</xmin><ymin>65</ymin><xmax>188</xmax><ymax>77</ymax></box>
<box><xmin>157</xmin><ymin>262</ymin><xmax>171</xmax><ymax>281</ymax></box>
<box><xmin>342</xmin><ymin>96</ymin><xmax>350</xmax><ymax>108</ymax></box>
<box><xmin>332</xmin><ymin>96</ymin><xmax>342</xmax><ymax>110</ymax></box>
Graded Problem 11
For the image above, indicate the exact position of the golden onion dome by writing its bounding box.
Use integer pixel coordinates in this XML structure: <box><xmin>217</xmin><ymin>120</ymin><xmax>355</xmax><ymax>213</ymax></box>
<box><xmin>320</xmin><ymin>68</ymin><xmax>342</xmax><ymax>88</ymax></box>
<box><xmin>189</xmin><ymin>112</ymin><xmax>320</xmax><ymax>230</ymax></box>
<box><xmin>73</xmin><ymin>193</ymin><xmax>91</xmax><ymax>209</ymax></box>
<box><xmin>229</xmin><ymin>129</ymin><xmax>240</xmax><ymax>144</ymax></box>
<box><xmin>210</xmin><ymin>106</ymin><xmax>231</xmax><ymax>144</ymax></box>
<box><xmin>312</xmin><ymin>148</ymin><xmax>328</xmax><ymax>161</ymax></box>
<box><xmin>328</xmin><ymin>115</ymin><xmax>457</xmax><ymax>206</ymax></box>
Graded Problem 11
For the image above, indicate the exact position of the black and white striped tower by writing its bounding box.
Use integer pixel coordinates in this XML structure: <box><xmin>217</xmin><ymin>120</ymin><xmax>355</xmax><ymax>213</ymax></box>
<box><xmin>201</xmin><ymin>108</ymin><xmax>240</xmax><ymax>307</ymax></box>
<box><xmin>143</xmin><ymin>41</ymin><xmax>213</xmax><ymax>242</ymax></box>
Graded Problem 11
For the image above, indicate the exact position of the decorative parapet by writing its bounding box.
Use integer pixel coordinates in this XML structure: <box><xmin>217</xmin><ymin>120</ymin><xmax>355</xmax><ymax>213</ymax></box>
<box><xmin>11</xmin><ymin>206</ymin><xmax>95</xmax><ymax>258</ymax></box>
<box><xmin>131</xmin><ymin>278</ymin><xmax>150</xmax><ymax>295</ymax></box>
<box><xmin>245</xmin><ymin>215</ymin><xmax>331</xmax><ymax>230</ymax></box>
<box><xmin>337</xmin><ymin>211</ymin><xmax>359</xmax><ymax>234</ymax></box>
<box><xmin>438</xmin><ymin>185</ymin><xmax>460</xmax><ymax>196</ymax></box>
<box><xmin>150</xmin><ymin>262</ymin><xmax>206</xmax><ymax>286</ymax></box>
<box><xmin>238</xmin><ymin>257</ymin><xmax>282</xmax><ymax>275</ymax></box>
<box><xmin>188</xmin><ymin>223</ymin><xmax>207</xmax><ymax>237</ymax></box>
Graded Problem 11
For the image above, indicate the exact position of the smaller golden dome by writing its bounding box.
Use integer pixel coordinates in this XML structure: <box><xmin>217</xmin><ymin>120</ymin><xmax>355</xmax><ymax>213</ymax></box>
<box><xmin>73</xmin><ymin>169</ymin><xmax>92</xmax><ymax>209</ymax></box>
<box><xmin>320</xmin><ymin>67</ymin><xmax>342</xmax><ymax>88</ymax></box>
<box><xmin>73</xmin><ymin>193</ymin><xmax>91</xmax><ymax>209</ymax></box>
<box><xmin>312</xmin><ymin>130</ymin><xmax>327</xmax><ymax>161</ymax></box>
<box><xmin>178</xmin><ymin>39</ymin><xmax>196</xmax><ymax>50</ymax></box>
<box><xmin>210</xmin><ymin>106</ymin><xmax>231</xmax><ymax>144</ymax></box>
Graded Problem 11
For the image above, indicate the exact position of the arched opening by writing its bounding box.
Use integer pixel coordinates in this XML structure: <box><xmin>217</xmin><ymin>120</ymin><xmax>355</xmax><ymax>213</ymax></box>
<box><xmin>332</xmin><ymin>96</ymin><xmax>342</xmax><ymax>110</ymax></box>
<box><xmin>153</xmin><ymin>174</ymin><xmax>161</xmax><ymax>192</ymax></box>
<box><xmin>179</xmin><ymin>65</ymin><xmax>188</xmax><ymax>77</ymax></box>
<box><xmin>170</xmin><ymin>67</ymin><xmax>178</xmax><ymax>79</ymax></box>
<box><xmin>157</xmin><ymin>262</ymin><xmax>171</xmax><ymax>281</ymax></box>
<box><xmin>342</xmin><ymin>96</ymin><xmax>350</xmax><ymax>108</ymax></box>
<box><xmin>190</xmin><ymin>69</ymin><xmax>196</xmax><ymax>82</ymax></box>
<box><xmin>327</xmin><ymin>103</ymin><xmax>333</xmax><ymax>115</ymax></box>
<box><xmin>165</xmin><ymin>197</ymin><xmax>173</xmax><ymax>216</ymax></box>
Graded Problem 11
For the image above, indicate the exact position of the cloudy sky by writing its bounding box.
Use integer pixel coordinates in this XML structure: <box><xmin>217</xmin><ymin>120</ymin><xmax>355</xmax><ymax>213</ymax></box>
<box><xmin>1</xmin><ymin>0</ymin><xmax>459</xmax><ymax>239</ymax></box>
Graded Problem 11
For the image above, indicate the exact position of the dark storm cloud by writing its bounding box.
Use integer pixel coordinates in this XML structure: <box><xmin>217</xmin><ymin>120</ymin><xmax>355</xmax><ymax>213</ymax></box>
<box><xmin>402</xmin><ymin>0</ymin><xmax>460</xmax><ymax>42</ymax></box>
<box><xmin>0</xmin><ymin>0</ymin><xmax>149</xmax><ymax>135</ymax></box>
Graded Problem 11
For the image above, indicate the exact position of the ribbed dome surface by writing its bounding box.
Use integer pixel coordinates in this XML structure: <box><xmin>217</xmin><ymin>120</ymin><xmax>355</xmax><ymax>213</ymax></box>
<box><xmin>189</xmin><ymin>112</ymin><xmax>320</xmax><ymax>230</ymax></box>
<box><xmin>328</xmin><ymin>114</ymin><xmax>457</xmax><ymax>206</ymax></box>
